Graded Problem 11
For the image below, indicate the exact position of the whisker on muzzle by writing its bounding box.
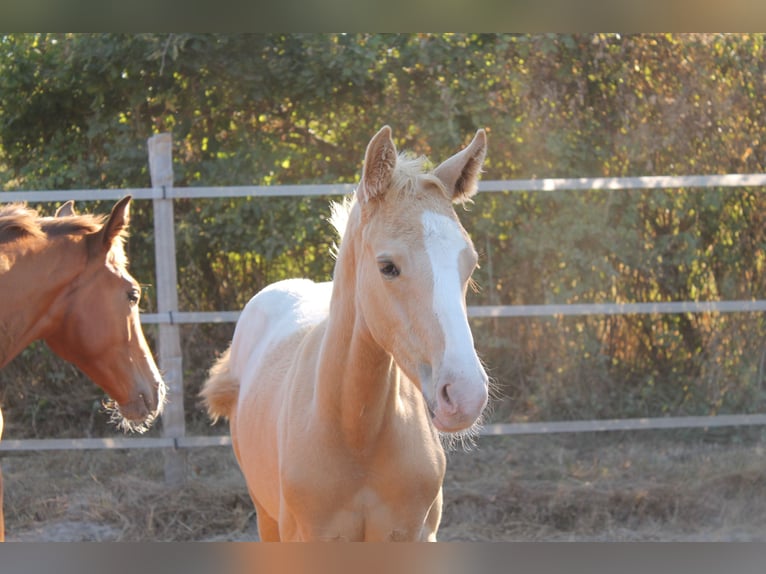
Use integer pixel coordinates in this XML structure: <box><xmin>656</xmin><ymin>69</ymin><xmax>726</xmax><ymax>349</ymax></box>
<box><xmin>102</xmin><ymin>379</ymin><xmax>167</xmax><ymax>435</ymax></box>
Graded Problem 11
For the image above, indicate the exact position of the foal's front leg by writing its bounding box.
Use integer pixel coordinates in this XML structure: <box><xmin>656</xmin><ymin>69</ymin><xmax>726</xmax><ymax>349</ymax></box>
<box><xmin>253</xmin><ymin>499</ymin><xmax>280</xmax><ymax>541</ymax></box>
<box><xmin>423</xmin><ymin>487</ymin><xmax>443</xmax><ymax>541</ymax></box>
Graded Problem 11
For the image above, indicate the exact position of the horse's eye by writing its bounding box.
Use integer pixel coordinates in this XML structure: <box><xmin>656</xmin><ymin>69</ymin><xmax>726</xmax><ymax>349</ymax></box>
<box><xmin>379</xmin><ymin>261</ymin><xmax>400</xmax><ymax>279</ymax></box>
<box><xmin>128</xmin><ymin>288</ymin><xmax>140</xmax><ymax>305</ymax></box>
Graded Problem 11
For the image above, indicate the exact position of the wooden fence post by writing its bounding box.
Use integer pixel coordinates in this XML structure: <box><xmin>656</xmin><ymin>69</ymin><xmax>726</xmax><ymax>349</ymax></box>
<box><xmin>147</xmin><ymin>133</ymin><xmax>186</xmax><ymax>486</ymax></box>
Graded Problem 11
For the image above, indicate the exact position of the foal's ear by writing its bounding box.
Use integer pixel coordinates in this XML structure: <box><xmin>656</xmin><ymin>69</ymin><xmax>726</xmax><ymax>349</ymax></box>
<box><xmin>102</xmin><ymin>195</ymin><xmax>132</xmax><ymax>247</ymax></box>
<box><xmin>357</xmin><ymin>125</ymin><xmax>397</xmax><ymax>205</ymax></box>
<box><xmin>433</xmin><ymin>129</ymin><xmax>487</xmax><ymax>203</ymax></box>
<box><xmin>55</xmin><ymin>200</ymin><xmax>77</xmax><ymax>217</ymax></box>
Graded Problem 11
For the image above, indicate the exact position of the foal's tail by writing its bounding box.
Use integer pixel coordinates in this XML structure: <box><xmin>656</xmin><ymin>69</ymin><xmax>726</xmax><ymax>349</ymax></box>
<box><xmin>200</xmin><ymin>346</ymin><xmax>239</xmax><ymax>422</ymax></box>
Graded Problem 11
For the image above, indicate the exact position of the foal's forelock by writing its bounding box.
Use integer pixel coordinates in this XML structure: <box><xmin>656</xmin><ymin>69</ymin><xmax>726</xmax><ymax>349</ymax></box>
<box><xmin>389</xmin><ymin>154</ymin><xmax>443</xmax><ymax>197</ymax></box>
<box><xmin>329</xmin><ymin>153</ymin><xmax>451</xmax><ymax>249</ymax></box>
<box><xmin>104</xmin><ymin>237</ymin><xmax>129</xmax><ymax>269</ymax></box>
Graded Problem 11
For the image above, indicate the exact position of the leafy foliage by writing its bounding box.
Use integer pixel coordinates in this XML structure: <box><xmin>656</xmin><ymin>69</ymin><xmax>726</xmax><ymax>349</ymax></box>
<box><xmin>1</xmin><ymin>34</ymin><xmax>765</xmax><ymax>436</ymax></box>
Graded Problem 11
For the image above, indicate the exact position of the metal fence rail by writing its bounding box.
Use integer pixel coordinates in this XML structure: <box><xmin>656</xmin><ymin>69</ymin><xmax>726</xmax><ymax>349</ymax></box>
<box><xmin>2</xmin><ymin>413</ymin><xmax>766</xmax><ymax>453</ymax></box>
<box><xmin>2</xmin><ymin>172</ymin><xmax>766</xmax><ymax>203</ymax></box>
<box><xmin>137</xmin><ymin>300</ymin><xmax>766</xmax><ymax>326</ymax></box>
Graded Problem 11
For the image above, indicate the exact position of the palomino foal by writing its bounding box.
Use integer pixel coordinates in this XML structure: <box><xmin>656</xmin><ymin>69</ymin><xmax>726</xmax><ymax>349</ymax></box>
<box><xmin>202</xmin><ymin>126</ymin><xmax>489</xmax><ymax>541</ymax></box>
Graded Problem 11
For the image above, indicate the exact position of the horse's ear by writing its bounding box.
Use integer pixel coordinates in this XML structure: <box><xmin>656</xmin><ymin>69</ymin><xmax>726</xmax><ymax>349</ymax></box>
<box><xmin>433</xmin><ymin>129</ymin><xmax>487</xmax><ymax>203</ymax></box>
<box><xmin>102</xmin><ymin>196</ymin><xmax>132</xmax><ymax>247</ymax></box>
<box><xmin>55</xmin><ymin>200</ymin><xmax>76</xmax><ymax>217</ymax></box>
<box><xmin>357</xmin><ymin>125</ymin><xmax>397</xmax><ymax>205</ymax></box>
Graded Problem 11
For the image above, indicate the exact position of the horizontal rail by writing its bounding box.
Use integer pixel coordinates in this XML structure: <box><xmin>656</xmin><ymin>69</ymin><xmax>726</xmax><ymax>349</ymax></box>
<box><xmin>480</xmin><ymin>413</ymin><xmax>766</xmax><ymax>436</ymax></box>
<box><xmin>140</xmin><ymin>311</ymin><xmax>241</xmax><ymax>325</ymax></box>
<box><xmin>0</xmin><ymin>188</ymin><xmax>157</xmax><ymax>203</ymax></box>
<box><xmin>2</xmin><ymin>173</ymin><xmax>765</xmax><ymax>204</ymax></box>
<box><xmin>0</xmin><ymin>435</ymin><xmax>232</xmax><ymax>452</ymax></box>
<box><xmin>138</xmin><ymin>300</ymin><xmax>766</xmax><ymax>326</ymax></box>
<box><xmin>466</xmin><ymin>300</ymin><xmax>766</xmax><ymax>318</ymax></box>
<box><xmin>2</xmin><ymin>414</ymin><xmax>765</xmax><ymax>452</ymax></box>
<box><xmin>480</xmin><ymin>173</ymin><xmax>766</xmax><ymax>192</ymax></box>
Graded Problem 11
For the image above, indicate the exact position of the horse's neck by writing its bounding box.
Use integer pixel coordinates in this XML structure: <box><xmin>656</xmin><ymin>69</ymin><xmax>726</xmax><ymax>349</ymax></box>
<box><xmin>0</xmin><ymin>237</ymin><xmax>85</xmax><ymax>367</ymax></box>
<box><xmin>314</xmin><ymin>238</ymin><xmax>401</xmax><ymax>451</ymax></box>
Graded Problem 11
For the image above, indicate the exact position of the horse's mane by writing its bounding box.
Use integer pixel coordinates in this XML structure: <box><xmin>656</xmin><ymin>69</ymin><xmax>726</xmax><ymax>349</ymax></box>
<box><xmin>0</xmin><ymin>203</ymin><xmax>107</xmax><ymax>244</ymax></box>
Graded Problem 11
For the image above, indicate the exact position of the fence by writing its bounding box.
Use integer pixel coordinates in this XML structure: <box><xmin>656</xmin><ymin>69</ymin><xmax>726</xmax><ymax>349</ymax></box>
<box><xmin>2</xmin><ymin>133</ymin><xmax>766</xmax><ymax>475</ymax></box>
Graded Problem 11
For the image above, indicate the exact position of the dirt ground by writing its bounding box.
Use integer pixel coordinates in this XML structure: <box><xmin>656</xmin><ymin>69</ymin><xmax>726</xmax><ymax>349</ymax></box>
<box><xmin>2</xmin><ymin>428</ymin><xmax>766</xmax><ymax>542</ymax></box>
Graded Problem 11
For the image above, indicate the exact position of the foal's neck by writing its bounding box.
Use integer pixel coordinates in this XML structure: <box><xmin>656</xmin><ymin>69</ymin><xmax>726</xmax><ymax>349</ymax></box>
<box><xmin>315</xmin><ymin>229</ymin><xmax>400</xmax><ymax>452</ymax></box>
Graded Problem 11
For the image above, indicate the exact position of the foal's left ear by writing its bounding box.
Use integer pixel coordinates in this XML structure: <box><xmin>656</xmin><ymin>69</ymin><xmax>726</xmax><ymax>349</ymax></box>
<box><xmin>102</xmin><ymin>195</ymin><xmax>132</xmax><ymax>247</ymax></box>
<box><xmin>433</xmin><ymin>129</ymin><xmax>487</xmax><ymax>203</ymax></box>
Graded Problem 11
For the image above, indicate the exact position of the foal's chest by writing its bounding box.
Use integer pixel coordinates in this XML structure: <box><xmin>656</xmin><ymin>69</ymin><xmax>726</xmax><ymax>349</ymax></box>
<box><xmin>280</xmin><ymin>435</ymin><xmax>446</xmax><ymax>541</ymax></box>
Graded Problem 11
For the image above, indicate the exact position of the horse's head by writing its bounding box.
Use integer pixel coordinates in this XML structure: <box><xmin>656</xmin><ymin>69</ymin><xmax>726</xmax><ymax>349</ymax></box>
<box><xmin>44</xmin><ymin>197</ymin><xmax>165</xmax><ymax>432</ymax></box>
<box><xmin>351</xmin><ymin>126</ymin><xmax>489</xmax><ymax>434</ymax></box>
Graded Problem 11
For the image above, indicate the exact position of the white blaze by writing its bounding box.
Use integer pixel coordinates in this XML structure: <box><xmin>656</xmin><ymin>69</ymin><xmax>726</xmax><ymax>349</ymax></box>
<box><xmin>421</xmin><ymin>211</ymin><xmax>474</xmax><ymax>362</ymax></box>
<box><xmin>421</xmin><ymin>210</ymin><xmax>487</xmax><ymax>427</ymax></box>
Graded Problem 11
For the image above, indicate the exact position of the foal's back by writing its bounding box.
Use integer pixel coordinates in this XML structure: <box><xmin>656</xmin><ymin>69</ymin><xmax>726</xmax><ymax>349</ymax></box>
<box><xmin>230</xmin><ymin>278</ymin><xmax>333</xmax><ymax>392</ymax></box>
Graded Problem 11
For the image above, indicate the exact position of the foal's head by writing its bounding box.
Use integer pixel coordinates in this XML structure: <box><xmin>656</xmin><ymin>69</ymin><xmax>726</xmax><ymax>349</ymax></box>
<box><xmin>43</xmin><ymin>197</ymin><xmax>165</xmax><ymax>431</ymax></box>
<box><xmin>349</xmin><ymin>126</ymin><xmax>489</xmax><ymax>435</ymax></box>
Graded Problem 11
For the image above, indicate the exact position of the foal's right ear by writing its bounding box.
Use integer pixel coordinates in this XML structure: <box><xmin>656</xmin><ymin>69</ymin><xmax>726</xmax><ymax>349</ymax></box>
<box><xmin>102</xmin><ymin>195</ymin><xmax>132</xmax><ymax>247</ymax></box>
<box><xmin>357</xmin><ymin>125</ymin><xmax>397</xmax><ymax>205</ymax></box>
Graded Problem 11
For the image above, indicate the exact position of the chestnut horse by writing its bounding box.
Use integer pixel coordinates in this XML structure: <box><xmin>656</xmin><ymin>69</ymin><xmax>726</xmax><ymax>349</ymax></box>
<box><xmin>202</xmin><ymin>127</ymin><xmax>489</xmax><ymax>541</ymax></box>
<box><xmin>0</xmin><ymin>196</ymin><xmax>166</xmax><ymax>541</ymax></box>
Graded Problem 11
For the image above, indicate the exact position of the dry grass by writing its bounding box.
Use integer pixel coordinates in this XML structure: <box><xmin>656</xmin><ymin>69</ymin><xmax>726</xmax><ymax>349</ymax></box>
<box><xmin>3</xmin><ymin>448</ymin><xmax>254</xmax><ymax>541</ymax></box>
<box><xmin>439</xmin><ymin>430</ymin><xmax>766</xmax><ymax>541</ymax></box>
<box><xmin>3</xmin><ymin>429</ymin><xmax>766</xmax><ymax>541</ymax></box>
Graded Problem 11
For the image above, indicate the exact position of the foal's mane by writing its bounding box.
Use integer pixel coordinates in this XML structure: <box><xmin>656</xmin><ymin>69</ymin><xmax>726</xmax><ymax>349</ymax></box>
<box><xmin>0</xmin><ymin>203</ymin><xmax>108</xmax><ymax>244</ymax></box>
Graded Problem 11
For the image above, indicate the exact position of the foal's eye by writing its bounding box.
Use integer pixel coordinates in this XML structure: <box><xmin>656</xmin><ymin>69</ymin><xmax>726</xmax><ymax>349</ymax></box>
<box><xmin>379</xmin><ymin>261</ymin><xmax>400</xmax><ymax>279</ymax></box>
<box><xmin>127</xmin><ymin>288</ymin><xmax>140</xmax><ymax>305</ymax></box>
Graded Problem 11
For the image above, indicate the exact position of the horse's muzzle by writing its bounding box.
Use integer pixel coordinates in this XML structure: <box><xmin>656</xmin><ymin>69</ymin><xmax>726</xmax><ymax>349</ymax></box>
<box><xmin>119</xmin><ymin>379</ymin><xmax>166</xmax><ymax>424</ymax></box>
<box><xmin>430</xmin><ymin>373</ymin><xmax>488</xmax><ymax>433</ymax></box>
